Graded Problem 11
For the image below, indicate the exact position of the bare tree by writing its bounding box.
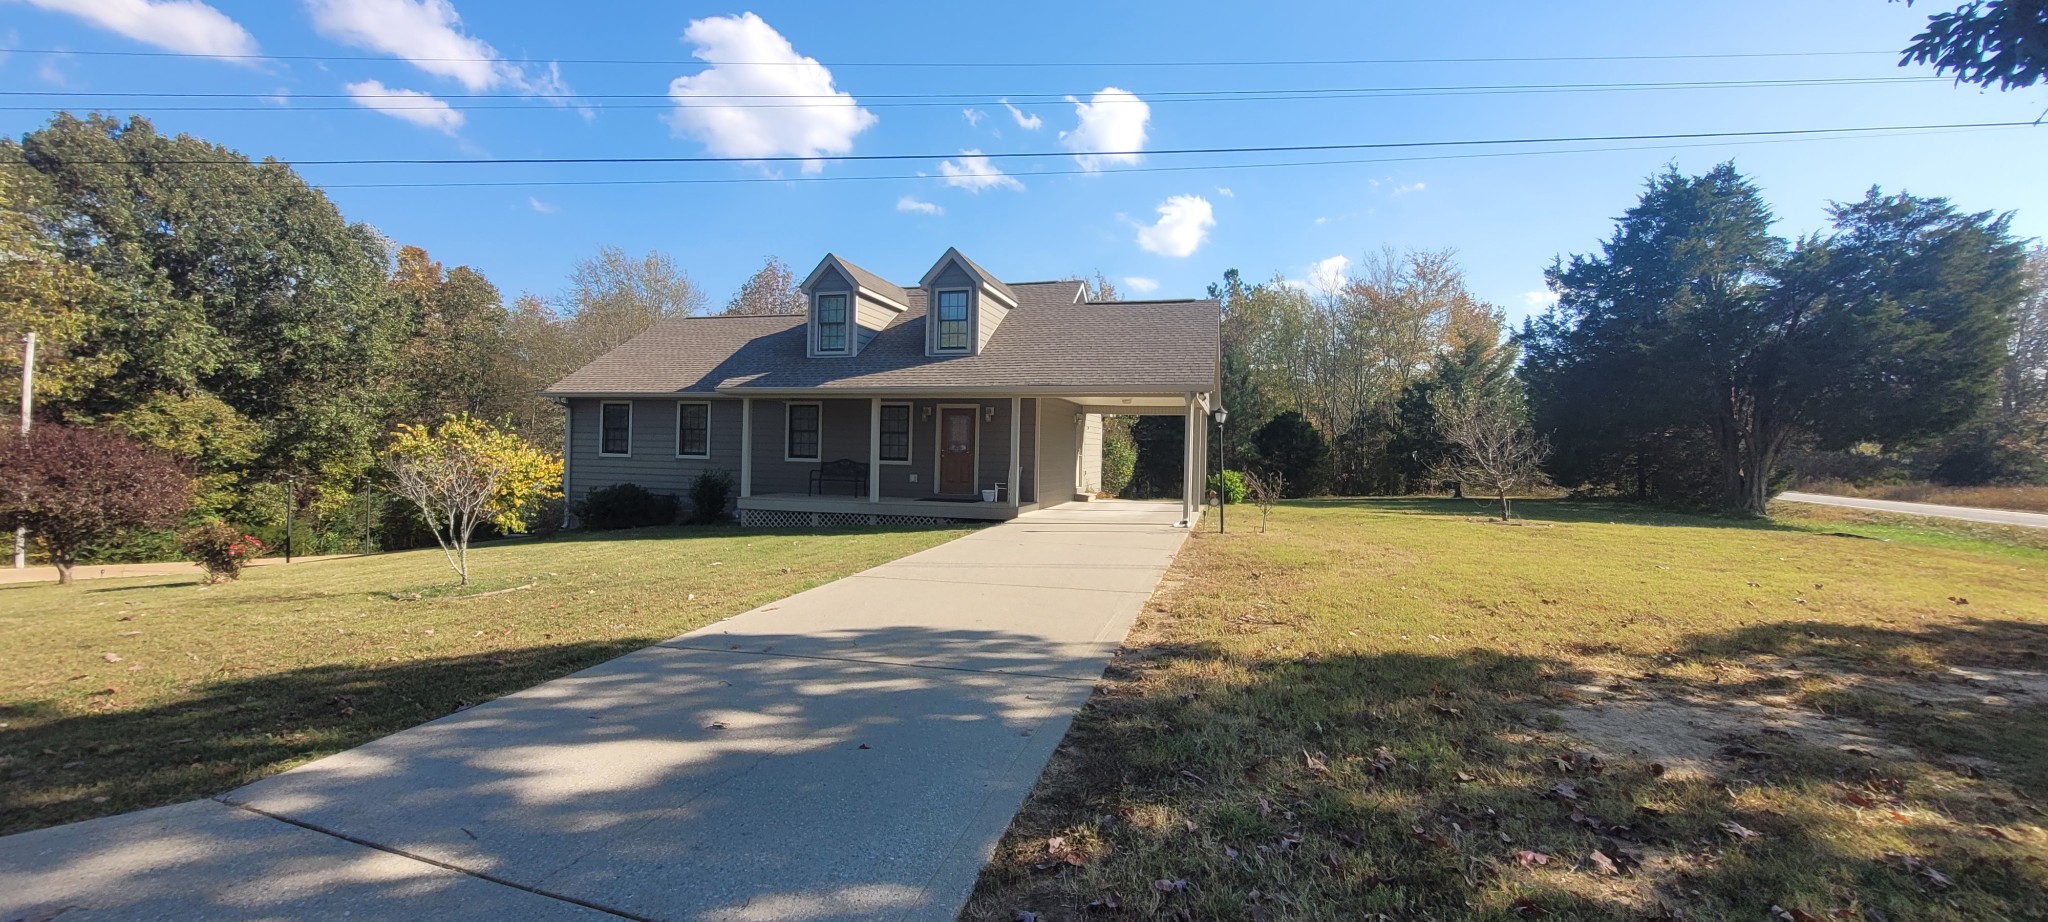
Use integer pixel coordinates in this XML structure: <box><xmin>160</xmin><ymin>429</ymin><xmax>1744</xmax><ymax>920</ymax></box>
<box><xmin>1429</xmin><ymin>390</ymin><xmax>1551</xmax><ymax>521</ymax></box>
<box><xmin>722</xmin><ymin>256</ymin><xmax>807</xmax><ymax>316</ymax></box>
<box><xmin>1241</xmin><ymin>469</ymin><xmax>1287</xmax><ymax>533</ymax></box>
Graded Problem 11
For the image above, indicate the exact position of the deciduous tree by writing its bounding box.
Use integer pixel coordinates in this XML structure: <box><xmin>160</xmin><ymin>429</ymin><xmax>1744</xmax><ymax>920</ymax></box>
<box><xmin>721</xmin><ymin>256</ymin><xmax>805</xmax><ymax>315</ymax></box>
<box><xmin>0</xmin><ymin>425</ymin><xmax>192</xmax><ymax>584</ymax></box>
<box><xmin>1430</xmin><ymin>388</ymin><xmax>1551</xmax><ymax>521</ymax></box>
<box><xmin>384</xmin><ymin>415</ymin><xmax>562</xmax><ymax>586</ymax></box>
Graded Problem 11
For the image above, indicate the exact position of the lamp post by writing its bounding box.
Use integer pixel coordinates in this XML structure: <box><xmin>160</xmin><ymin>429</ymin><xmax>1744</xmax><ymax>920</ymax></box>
<box><xmin>1211</xmin><ymin>406</ymin><xmax>1229</xmax><ymax>533</ymax></box>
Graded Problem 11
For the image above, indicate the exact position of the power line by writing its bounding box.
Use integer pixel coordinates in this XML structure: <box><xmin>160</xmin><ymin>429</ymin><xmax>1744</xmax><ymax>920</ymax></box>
<box><xmin>8</xmin><ymin>121</ymin><xmax>2030</xmax><ymax>168</ymax></box>
<box><xmin>0</xmin><ymin>46</ymin><xmax>1900</xmax><ymax>68</ymax></box>
<box><xmin>0</xmin><ymin>76</ymin><xmax>1946</xmax><ymax>112</ymax></box>
<box><xmin>310</xmin><ymin>126</ymin><xmax>2028</xmax><ymax>190</ymax></box>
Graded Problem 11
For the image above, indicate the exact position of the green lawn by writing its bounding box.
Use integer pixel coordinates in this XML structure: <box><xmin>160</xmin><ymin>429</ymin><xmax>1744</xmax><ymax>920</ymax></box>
<box><xmin>964</xmin><ymin>499</ymin><xmax>2048</xmax><ymax>921</ymax></box>
<box><xmin>0</xmin><ymin>524</ymin><xmax>967</xmax><ymax>835</ymax></box>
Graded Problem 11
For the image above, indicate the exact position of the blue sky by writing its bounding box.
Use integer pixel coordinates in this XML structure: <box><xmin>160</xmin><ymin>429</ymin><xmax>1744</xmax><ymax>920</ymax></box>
<box><xmin>2</xmin><ymin>0</ymin><xmax>2043</xmax><ymax>322</ymax></box>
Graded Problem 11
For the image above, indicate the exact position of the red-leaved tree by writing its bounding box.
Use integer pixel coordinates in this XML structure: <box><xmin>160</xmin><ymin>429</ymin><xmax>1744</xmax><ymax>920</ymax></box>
<box><xmin>0</xmin><ymin>425</ymin><xmax>192</xmax><ymax>585</ymax></box>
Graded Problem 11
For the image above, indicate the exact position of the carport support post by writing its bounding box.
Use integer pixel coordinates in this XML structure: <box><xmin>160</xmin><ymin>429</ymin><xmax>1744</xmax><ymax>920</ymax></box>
<box><xmin>869</xmin><ymin>397</ymin><xmax>882</xmax><ymax>503</ymax></box>
<box><xmin>1181</xmin><ymin>393</ymin><xmax>1197</xmax><ymax>527</ymax></box>
<box><xmin>739</xmin><ymin>398</ymin><xmax>753</xmax><ymax>498</ymax></box>
<box><xmin>1009</xmin><ymin>397</ymin><xmax>1022</xmax><ymax>508</ymax></box>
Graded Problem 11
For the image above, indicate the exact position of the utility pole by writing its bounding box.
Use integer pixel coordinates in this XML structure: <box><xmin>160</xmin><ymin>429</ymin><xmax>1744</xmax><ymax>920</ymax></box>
<box><xmin>13</xmin><ymin>332</ymin><xmax>33</xmax><ymax>569</ymax></box>
<box><xmin>283</xmin><ymin>472</ymin><xmax>296</xmax><ymax>564</ymax></box>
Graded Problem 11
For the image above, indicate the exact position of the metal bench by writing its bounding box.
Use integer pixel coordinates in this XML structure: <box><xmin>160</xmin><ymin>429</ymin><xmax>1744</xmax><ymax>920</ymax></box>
<box><xmin>807</xmin><ymin>458</ymin><xmax>869</xmax><ymax>496</ymax></box>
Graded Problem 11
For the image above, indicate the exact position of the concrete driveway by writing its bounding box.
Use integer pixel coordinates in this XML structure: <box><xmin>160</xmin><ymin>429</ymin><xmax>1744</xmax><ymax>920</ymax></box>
<box><xmin>0</xmin><ymin>500</ymin><xmax>1189</xmax><ymax>922</ymax></box>
<box><xmin>1777</xmin><ymin>491</ymin><xmax>2048</xmax><ymax>529</ymax></box>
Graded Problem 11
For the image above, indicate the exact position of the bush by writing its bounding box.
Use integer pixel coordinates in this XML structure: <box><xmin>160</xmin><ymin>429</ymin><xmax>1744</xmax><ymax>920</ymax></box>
<box><xmin>576</xmin><ymin>483</ymin><xmax>679</xmax><ymax>530</ymax></box>
<box><xmin>179</xmin><ymin>521</ymin><xmax>264</xmax><ymax>583</ymax></box>
<box><xmin>1252</xmin><ymin>411</ymin><xmax>1333</xmax><ymax>497</ymax></box>
<box><xmin>1102</xmin><ymin>416</ymin><xmax>1138</xmax><ymax>496</ymax></box>
<box><xmin>1208</xmin><ymin>469</ymin><xmax>1247</xmax><ymax>504</ymax></box>
<box><xmin>688</xmin><ymin>469</ymin><xmax>736</xmax><ymax>524</ymax></box>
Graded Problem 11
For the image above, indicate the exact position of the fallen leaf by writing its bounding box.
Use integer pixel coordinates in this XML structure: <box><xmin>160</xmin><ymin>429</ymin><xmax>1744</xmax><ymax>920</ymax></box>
<box><xmin>1549</xmin><ymin>782</ymin><xmax>1580</xmax><ymax>803</ymax></box>
<box><xmin>706</xmin><ymin>721</ymin><xmax>729</xmax><ymax>730</ymax></box>
<box><xmin>1456</xmin><ymin>770</ymin><xmax>1476</xmax><ymax>783</ymax></box>
<box><xmin>1152</xmin><ymin>878</ymin><xmax>1188</xmax><ymax>893</ymax></box>
<box><xmin>1515</xmin><ymin>849</ymin><xmax>1552</xmax><ymax>867</ymax></box>
<box><xmin>1085</xmin><ymin>892</ymin><xmax>1123</xmax><ymax>911</ymax></box>
<box><xmin>101</xmin><ymin>653</ymin><xmax>121</xmax><ymax>663</ymax></box>
<box><xmin>1303</xmin><ymin>750</ymin><xmax>1329</xmax><ymax>775</ymax></box>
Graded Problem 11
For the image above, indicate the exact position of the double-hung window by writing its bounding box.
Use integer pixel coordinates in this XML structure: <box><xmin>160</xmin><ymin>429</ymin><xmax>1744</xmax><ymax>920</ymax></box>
<box><xmin>879</xmin><ymin>403</ymin><xmax>911</xmax><ymax>463</ymax></box>
<box><xmin>935</xmin><ymin>290</ymin><xmax>970</xmax><ymax>351</ymax></box>
<box><xmin>786</xmin><ymin>403</ymin><xmax>821</xmax><ymax>460</ymax></box>
<box><xmin>676</xmin><ymin>402</ymin><xmax>709</xmax><ymax>458</ymax></box>
<box><xmin>815</xmin><ymin>294</ymin><xmax>850</xmax><ymax>353</ymax></box>
<box><xmin>599</xmin><ymin>402</ymin><xmax>632</xmax><ymax>456</ymax></box>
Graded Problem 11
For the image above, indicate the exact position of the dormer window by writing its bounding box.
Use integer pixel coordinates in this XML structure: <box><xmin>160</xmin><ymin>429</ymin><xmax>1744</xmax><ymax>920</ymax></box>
<box><xmin>935</xmin><ymin>290</ymin><xmax>970</xmax><ymax>351</ymax></box>
<box><xmin>815</xmin><ymin>293</ymin><xmax>850</xmax><ymax>353</ymax></box>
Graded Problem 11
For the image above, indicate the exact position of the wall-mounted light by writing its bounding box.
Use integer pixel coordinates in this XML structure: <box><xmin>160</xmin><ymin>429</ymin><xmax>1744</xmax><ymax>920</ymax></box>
<box><xmin>922</xmin><ymin>406</ymin><xmax>933</xmax><ymax>422</ymax></box>
<box><xmin>984</xmin><ymin>406</ymin><xmax>996</xmax><ymax>422</ymax></box>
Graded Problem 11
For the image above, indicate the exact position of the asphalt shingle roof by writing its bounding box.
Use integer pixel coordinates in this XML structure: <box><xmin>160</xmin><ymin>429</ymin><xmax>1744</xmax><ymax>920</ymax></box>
<box><xmin>544</xmin><ymin>279</ymin><xmax>1219</xmax><ymax>396</ymax></box>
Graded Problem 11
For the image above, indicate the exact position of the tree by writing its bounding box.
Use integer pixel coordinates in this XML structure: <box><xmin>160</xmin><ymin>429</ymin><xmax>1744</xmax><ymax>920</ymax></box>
<box><xmin>721</xmin><ymin>256</ymin><xmax>805</xmax><ymax>315</ymax></box>
<box><xmin>1388</xmin><ymin>337</ymin><xmax>1522</xmax><ymax>493</ymax></box>
<box><xmin>560</xmin><ymin>246</ymin><xmax>704</xmax><ymax>359</ymax></box>
<box><xmin>0</xmin><ymin>170</ymin><xmax>108</xmax><ymax>408</ymax></box>
<box><xmin>1899</xmin><ymin>0</ymin><xmax>2048</xmax><ymax>90</ymax></box>
<box><xmin>1522</xmin><ymin>164</ymin><xmax>2026</xmax><ymax>513</ymax></box>
<box><xmin>1430</xmin><ymin>389</ymin><xmax>1551</xmax><ymax>521</ymax></box>
<box><xmin>1251</xmin><ymin>411</ymin><xmax>1332</xmax><ymax>497</ymax></box>
<box><xmin>384</xmin><ymin>415</ymin><xmax>562</xmax><ymax>586</ymax></box>
<box><xmin>1101</xmin><ymin>415</ymin><xmax>1138</xmax><ymax>496</ymax></box>
<box><xmin>0</xmin><ymin>425</ymin><xmax>191</xmax><ymax>584</ymax></box>
<box><xmin>390</xmin><ymin>246</ymin><xmax>512</xmax><ymax>425</ymax></box>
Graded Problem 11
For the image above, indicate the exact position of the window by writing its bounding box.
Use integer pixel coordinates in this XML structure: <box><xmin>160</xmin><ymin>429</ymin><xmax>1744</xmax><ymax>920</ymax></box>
<box><xmin>879</xmin><ymin>403</ymin><xmax>911</xmax><ymax>463</ymax></box>
<box><xmin>786</xmin><ymin>402</ymin><xmax>821</xmax><ymax>460</ymax></box>
<box><xmin>676</xmin><ymin>402</ymin><xmax>709</xmax><ymax>458</ymax></box>
<box><xmin>599</xmin><ymin>401</ymin><xmax>632</xmax><ymax>456</ymax></box>
<box><xmin>815</xmin><ymin>293</ymin><xmax>849</xmax><ymax>353</ymax></box>
<box><xmin>935</xmin><ymin>290</ymin><xmax>970</xmax><ymax>351</ymax></box>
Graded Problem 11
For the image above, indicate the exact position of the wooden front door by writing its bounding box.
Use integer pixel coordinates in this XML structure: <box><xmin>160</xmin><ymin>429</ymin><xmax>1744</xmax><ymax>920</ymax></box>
<box><xmin>938</xmin><ymin>406</ymin><xmax>977</xmax><ymax>495</ymax></box>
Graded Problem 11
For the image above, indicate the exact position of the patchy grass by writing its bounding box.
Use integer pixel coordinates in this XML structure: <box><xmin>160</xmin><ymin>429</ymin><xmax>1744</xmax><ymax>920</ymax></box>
<box><xmin>965</xmin><ymin>499</ymin><xmax>2047</xmax><ymax>921</ymax></box>
<box><xmin>0</xmin><ymin>525</ymin><xmax>966</xmax><ymax>835</ymax></box>
<box><xmin>1771</xmin><ymin>500</ymin><xmax>2048</xmax><ymax>557</ymax></box>
<box><xmin>1799</xmin><ymin>480</ymin><xmax>2048</xmax><ymax>515</ymax></box>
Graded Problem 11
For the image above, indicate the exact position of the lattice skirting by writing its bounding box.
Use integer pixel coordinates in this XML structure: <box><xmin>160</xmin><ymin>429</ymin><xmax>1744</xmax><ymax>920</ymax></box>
<box><xmin>739</xmin><ymin>509</ymin><xmax>957</xmax><ymax>529</ymax></box>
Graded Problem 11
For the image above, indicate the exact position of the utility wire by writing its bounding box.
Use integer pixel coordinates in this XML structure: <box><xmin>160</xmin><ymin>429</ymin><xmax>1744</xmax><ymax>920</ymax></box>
<box><xmin>7</xmin><ymin>121</ymin><xmax>2030</xmax><ymax>168</ymax></box>
<box><xmin>0</xmin><ymin>76</ymin><xmax>1948</xmax><ymax>112</ymax></box>
<box><xmin>0</xmin><ymin>46</ymin><xmax>1900</xmax><ymax>68</ymax></box>
<box><xmin>309</xmin><ymin>125</ymin><xmax>2028</xmax><ymax>190</ymax></box>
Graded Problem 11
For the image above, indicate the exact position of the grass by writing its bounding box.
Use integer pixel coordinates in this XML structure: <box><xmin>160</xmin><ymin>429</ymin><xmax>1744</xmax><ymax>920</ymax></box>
<box><xmin>963</xmin><ymin>498</ymin><xmax>2048</xmax><ymax>921</ymax></box>
<box><xmin>0</xmin><ymin>524</ymin><xmax>967</xmax><ymax>835</ymax></box>
<box><xmin>1797</xmin><ymin>480</ymin><xmax>2048</xmax><ymax>514</ymax></box>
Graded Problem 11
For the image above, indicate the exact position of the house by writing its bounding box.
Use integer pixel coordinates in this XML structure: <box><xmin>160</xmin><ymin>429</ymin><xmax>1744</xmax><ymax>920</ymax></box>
<box><xmin>543</xmin><ymin>249</ymin><xmax>1221</xmax><ymax>527</ymax></box>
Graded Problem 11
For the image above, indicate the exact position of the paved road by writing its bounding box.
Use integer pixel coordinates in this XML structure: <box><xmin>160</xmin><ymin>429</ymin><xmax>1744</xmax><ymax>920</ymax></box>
<box><xmin>0</xmin><ymin>500</ymin><xmax>1189</xmax><ymax>922</ymax></box>
<box><xmin>1777</xmin><ymin>491</ymin><xmax>2048</xmax><ymax>530</ymax></box>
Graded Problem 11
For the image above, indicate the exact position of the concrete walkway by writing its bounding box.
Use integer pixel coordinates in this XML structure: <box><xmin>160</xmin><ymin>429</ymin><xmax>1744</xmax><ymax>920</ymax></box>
<box><xmin>0</xmin><ymin>500</ymin><xmax>1190</xmax><ymax>922</ymax></box>
<box><xmin>1777</xmin><ymin>491</ymin><xmax>2048</xmax><ymax>530</ymax></box>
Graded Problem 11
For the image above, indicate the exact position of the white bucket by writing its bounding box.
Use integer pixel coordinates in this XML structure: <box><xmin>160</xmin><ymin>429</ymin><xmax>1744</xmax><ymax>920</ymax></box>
<box><xmin>980</xmin><ymin>489</ymin><xmax>997</xmax><ymax>502</ymax></box>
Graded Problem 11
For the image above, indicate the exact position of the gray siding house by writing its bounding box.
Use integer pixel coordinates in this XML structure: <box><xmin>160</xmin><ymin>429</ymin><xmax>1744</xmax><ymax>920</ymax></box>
<box><xmin>544</xmin><ymin>249</ymin><xmax>1221</xmax><ymax>527</ymax></box>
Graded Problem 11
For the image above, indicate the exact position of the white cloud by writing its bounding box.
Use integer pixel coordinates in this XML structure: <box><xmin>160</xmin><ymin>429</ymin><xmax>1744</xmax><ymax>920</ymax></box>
<box><xmin>896</xmin><ymin>196</ymin><xmax>943</xmax><ymax>216</ymax></box>
<box><xmin>664</xmin><ymin>13</ymin><xmax>876</xmax><ymax>173</ymax></box>
<box><xmin>1134</xmin><ymin>194</ymin><xmax>1214</xmax><ymax>258</ymax></box>
<box><xmin>1393</xmin><ymin>181</ymin><xmax>1427</xmax><ymax>196</ymax></box>
<box><xmin>937</xmin><ymin>150</ymin><xmax>1023</xmax><ymax>193</ymax></box>
<box><xmin>1308</xmin><ymin>255</ymin><xmax>1350</xmax><ymax>295</ymax></box>
<box><xmin>528</xmin><ymin>196</ymin><xmax>557</xmax><ymax>214</ymax></box>
<box><xmin>1215</xmin><ymin>187</ymin><xmax>1234</xmax><ymax>198</ymax></box>
<box><xmin>1522</xmin><ymin>290</ymin><xmax>1560</xmax><ymax>310</ymax></box>
<box><xmin>309</xmin><ymin>0</ymin><xmax>500</xmax><ymax>90</ymax></box>
<box><xmin>1060</xmin><ymin>87</ymin><xmax>1149</xmax><ymax>171</ymax></box>
<box><xmin>343</xmin><ymin>79</ymin><xmax>464</xmax><ymax>134</ymax></box>
<box><xmin>1002</xmin><ymin>100</ymin><xmax>1042</xmax><ymax>131</ymax></box>
<box><xmin>20</xmin><ymin>0</ymin><xmax>257</xmax><ymax>56</ymax></box>
<box><xmin>1123</xmin><ymin>276</ymin><xmax>1160</xmax><ymax>294</ymax></box>
<box><xmin>961</xmin><ymin>107</ymin><xmax>986</xmax><ymax>127</ymax></box>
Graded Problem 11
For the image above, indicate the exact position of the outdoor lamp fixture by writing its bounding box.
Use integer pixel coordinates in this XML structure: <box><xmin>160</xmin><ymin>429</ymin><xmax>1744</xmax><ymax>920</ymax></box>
<box><xmin>922</xmin><ymin>406</ymin><xmax>932</xmax><ymax>422</ymax></box>
<box><xmin>984</xmin><ymin>406</ymin><xmax>996</xmax><ymax>422</ymax></box>
<box><xmin>1212</xmin><ymin>406</ymin><xmax>1229</xmax><ymax>534</ymax></box>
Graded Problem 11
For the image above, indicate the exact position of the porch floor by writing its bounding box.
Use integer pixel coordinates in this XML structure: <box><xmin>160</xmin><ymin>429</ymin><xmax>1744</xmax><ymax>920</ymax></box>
<box><xmin>738</xmin><ymin>492</ymin><xmax>1039</xmax><ymax>522</ymax></box>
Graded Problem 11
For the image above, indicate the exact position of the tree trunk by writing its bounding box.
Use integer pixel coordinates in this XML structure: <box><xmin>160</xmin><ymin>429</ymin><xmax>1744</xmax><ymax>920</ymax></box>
<box><xmin>1498</xmin><ymin>490</ymin><xmax>1511</xmax><ymax>521</ymax></box>
<box><xmin>55</xmin><ymin>560</ymin><xmax>74</xmax><ymax>586</ymax></box>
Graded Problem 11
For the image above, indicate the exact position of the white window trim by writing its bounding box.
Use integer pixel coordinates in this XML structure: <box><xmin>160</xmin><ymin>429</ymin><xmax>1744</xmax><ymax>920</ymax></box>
<box><xmin>598</xmin><ymin>400</ymin><xmax>633</xmax><ymax>457</ymax></box>
<box><xmin>812</xmin><ymin>292</ymin><xmax>852</xmax><ymax>356</ymax></box>
<box><xmin>932</xmin><ymin>288</ymin><xmax>973</xmax><ymax>353</ymax></box>
<box><xmin>878</xmin><ymin>401</ymin><xmax>914</xmax><ymax>465</ymax></box>
<box><xmin>930</xmin><ymin>403</ymin><xmax>983</xmax><ymax>495</ymax></box>
<box><xmin>784</xmin><ymin>400</ymin><xmax>824</xmax><ymax>462</ymax></box>
<box><xmin>675</xmin><ymin>400</ymin><xmax>711</xmax><ymax>459</ymax></box>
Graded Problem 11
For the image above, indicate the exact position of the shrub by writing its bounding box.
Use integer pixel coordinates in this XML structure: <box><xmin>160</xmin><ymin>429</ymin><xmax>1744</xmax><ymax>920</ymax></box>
<box><xmin>1252</xmin><ymin>411</ymin><xmax>1333</xmax><ymax>497</ymax></box>
<box><xmin>576</xmin><ymin>483</ymin><xmax>680</xmax><ymax>530</ymax></box>
<box><xmin>1102</xmin><ymin>416</ymin><xmax>1138</xmax><ymax>496</ymax></box>
<box><xmin>688</xmin><ymin>469</ymin><xmax>736</xmax><ymax>524</ymax></box>
<box><xmin>179</xmin><ymin>521</ymin><xmax>265</xmax><ymax>584</ymax></box>
<box><xmin>1207</xmin><ymin>469</ymin><xmax>1247</xmax><ymax>504</ymax></box>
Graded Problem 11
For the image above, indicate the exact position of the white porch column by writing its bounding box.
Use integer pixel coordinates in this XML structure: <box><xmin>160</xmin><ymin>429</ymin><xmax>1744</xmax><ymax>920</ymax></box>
<box><xmin>739</xmin><ymin>397</ymin><xmax>753</xmax><ymax>498</ymax></box>
<box><xmin>1182</xmin><ymin>394</ymin><xmax>1197</xmax><ymax>526</ymax></box>
<box><xmin>1009</xmin><ymin>397</ymin><xmax>1022</xmax><ymax>508</ymax></box>
<box><xmin>869</xmin><ymin>397</ymin><xmax>882</xmax><ymax>503</ymax></box>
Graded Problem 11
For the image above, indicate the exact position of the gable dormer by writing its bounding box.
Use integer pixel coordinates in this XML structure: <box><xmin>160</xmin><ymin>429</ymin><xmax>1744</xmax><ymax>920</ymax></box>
<box><xmin>799</xmin><ymin>254</ymin><xmax>909</xmax><ymax>357</ymax></box>
<box><xmin>919</xmin><ymin>248</ymin><xmax>1019</xmax><ymax>357</ymax></box>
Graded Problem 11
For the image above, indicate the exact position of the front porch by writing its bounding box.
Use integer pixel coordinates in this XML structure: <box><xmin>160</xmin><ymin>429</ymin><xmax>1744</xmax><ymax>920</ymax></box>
<box><xmin>736</xmin><ymin>492</ymin><xmax>1039</xmax><ymax>527</ymax></box>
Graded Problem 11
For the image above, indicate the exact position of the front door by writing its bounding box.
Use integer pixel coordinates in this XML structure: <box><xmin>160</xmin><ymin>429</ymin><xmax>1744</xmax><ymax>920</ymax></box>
<box><xmin>939</xmin><ymin>406</ymin><xmax>977</xmax><ymax>495</ymax></box>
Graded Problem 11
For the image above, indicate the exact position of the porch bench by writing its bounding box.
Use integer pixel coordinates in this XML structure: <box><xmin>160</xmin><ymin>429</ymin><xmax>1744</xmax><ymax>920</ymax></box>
<box><xmin>807</xmin><ymin>458</ymin><xmax>869</xmax><ymax>496</ymax></box>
